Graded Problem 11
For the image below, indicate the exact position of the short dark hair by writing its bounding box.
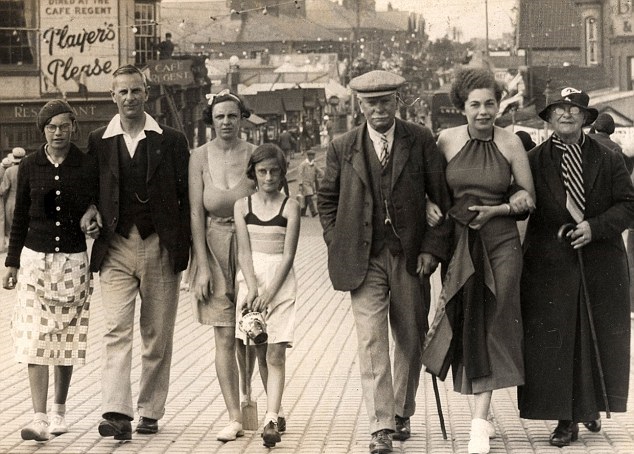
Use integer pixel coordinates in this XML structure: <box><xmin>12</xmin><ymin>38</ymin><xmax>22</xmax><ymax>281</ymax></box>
<box><xmin>246</xmin><ymin>143</ymin><xmax>288</xmax><ymax>190</ymax></box>
<box><xmin>112</xmin><ymin>64</ymin><xmax>148</xmax><ymax>87</ymax></box>
<box><xmin>202</xmin><ymin>90</ymin><xmax>251</xmax><ymax>125</ymax></box>
<box><xmin>450</xmin><ymin>67</ymin><xmax>504</xmax><ymax>110</ymax></box>
<box><xmin>165</xmin><ymin>33</ymin><xmax>172</xmax><ymax>39</ymax></box>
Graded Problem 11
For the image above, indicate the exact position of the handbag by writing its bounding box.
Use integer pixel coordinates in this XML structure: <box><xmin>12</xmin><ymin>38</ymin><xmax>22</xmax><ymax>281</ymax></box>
<box><xmin>447</xmin><ymin>194</ymin><xmax>482</xmax><ymax>226</ymax></box>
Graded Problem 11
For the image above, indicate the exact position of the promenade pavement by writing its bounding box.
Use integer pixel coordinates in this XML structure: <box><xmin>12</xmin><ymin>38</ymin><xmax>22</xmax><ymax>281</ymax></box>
<box><xmin>1</xmin><ymin>148</ymin><xmax>633</xmax><ymax>454</ymax></box>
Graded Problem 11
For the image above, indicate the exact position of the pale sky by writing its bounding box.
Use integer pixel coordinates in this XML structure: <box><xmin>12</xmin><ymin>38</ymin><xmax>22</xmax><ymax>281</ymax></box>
<box><xmin>375</xmin><ymin>0</ymin><xmax>518</xmax><ymax>41</ymax></box>
<box><xmin>163</xmin><ymin>0</ymin><xmax>518</xmax><ymax>42</ymax></box>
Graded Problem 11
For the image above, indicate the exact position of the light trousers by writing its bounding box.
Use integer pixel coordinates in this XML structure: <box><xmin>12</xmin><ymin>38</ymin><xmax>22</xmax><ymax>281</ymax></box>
<box><xmin>100</xmin><ymin>227</ymin><xmax>181</xmax><ymax>420</ymax></box>
<box><xmin>350</xmin><ymin>246</ymin><xmax>427</xmax><ymax>434</ymax></box>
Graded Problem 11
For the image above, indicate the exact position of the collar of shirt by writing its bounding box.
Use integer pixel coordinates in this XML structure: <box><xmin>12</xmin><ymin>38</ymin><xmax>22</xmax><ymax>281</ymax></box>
<box><xmin>102</xmin><ymin>113</ymin><xmax>163</xmax><ymax>158</ymax></box>
<box><xmin>367</xmin><ymin>122</ymin><xmax>395</xmax><ymax>160</ymax></box>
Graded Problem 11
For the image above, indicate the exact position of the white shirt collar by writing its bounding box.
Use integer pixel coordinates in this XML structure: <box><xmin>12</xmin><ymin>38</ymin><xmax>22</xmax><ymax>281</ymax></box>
<box><xmin>102</xmin><ymin>112</ymin><xmax>163</xmax><ymax>139</ymax></box>
<box><xmin>367</xmin><ymin>121</ymin><xmax>395</xmax><ymax>145</ymax></box>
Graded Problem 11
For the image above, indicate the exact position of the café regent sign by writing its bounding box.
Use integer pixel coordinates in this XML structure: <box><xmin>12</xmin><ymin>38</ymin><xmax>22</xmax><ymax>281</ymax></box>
<box><xmin>146</xmin><ymin>60</ymin><xmax>195</xmax><ymax>86</ymax></box>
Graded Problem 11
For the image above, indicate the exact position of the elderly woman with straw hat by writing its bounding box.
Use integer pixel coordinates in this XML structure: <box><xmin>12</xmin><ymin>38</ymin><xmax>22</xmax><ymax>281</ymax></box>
<box><xmin>518</xmin><ymin>87</ymin><xmax>634</xmax><ymax>447</ymax></box>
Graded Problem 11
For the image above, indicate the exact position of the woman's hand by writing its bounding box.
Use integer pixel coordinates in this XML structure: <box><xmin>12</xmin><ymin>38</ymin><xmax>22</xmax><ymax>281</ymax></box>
<box><xmin>509</xmin><ymin>189</ymin><xmax>536</xmax><ymax>214</ymax></box>
<box><xmin>426</xmin><ymin>200</ymin><xmax>444</xmax><ymax>227</ymax></box>
<box><xmin>3</xmin><ymin>267</ymin><xmax>18</xmax><ymax>290</ymax></box>
<box><xmin>467</xmin><ymin>205</ymin><xmax>498</xmax><ymax>230</ymax></box>
<box><xmin>567</xmin><ymin>220</ymin><xmax>592</xmax><ymax>249</ymax></box>
<box><xmin>193</xmin><ymin>267</ymin><xmax>213</xmax><ymax>303</ymax></box>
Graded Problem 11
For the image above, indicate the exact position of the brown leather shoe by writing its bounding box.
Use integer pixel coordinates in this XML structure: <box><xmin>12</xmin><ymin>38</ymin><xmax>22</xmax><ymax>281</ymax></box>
<box><xmin>549</xmin><ymin>420</ymin><xmax>579</xmax><ymax>447</ymax></box>
<box><xmin>262</xmin><ymin>420</ymin><xmax>281</xmax><ymax>448</ymax></box>
<box><xmin>98</xmin><ymin>417</ymin><xmax>132</xmax><ymax>441</ymax></box>
<box><xmin>369</xmin><ymin>429</ymin><xmax>393</xmax><ymax>453</ymax></box>
<box><xmin>393</xmin><ymin>415</ymin><xmax>410</xmax><ymax>441</ymax></box>
<box><xmin>136</xmin><ymin>417</ymin><xmax>158</xmax><ymax>434</ymax></box>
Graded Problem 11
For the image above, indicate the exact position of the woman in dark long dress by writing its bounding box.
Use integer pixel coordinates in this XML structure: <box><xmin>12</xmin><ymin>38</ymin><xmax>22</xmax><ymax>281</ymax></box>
<box><xmin>519</xmin><ymin>87</ymin><xmax>634</xmax><ymax>447</ymax></box>
<box><xmin>423</xmin><ymin>68</ymin><xmax>535</xmax><ymax>454</ymax></box>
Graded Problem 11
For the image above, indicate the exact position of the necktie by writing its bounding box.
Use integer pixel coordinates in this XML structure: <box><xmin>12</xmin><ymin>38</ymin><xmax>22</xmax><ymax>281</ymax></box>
<box><xmin>380</xmin><ymin>135</ymin><xmax>390</xmax><ymax>168</ymax></box>
<box><xmin>552</xmin><ymin>135</ymin><xmax>585</xmax><ymax>222</ymax></box>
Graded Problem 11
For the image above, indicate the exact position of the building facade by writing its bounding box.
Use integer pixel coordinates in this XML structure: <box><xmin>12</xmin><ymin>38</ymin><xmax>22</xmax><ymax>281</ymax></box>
<box><xmin>0</xmin><ymin>0</ymin><xmax>162</xmax><ymax>153</ymax></box>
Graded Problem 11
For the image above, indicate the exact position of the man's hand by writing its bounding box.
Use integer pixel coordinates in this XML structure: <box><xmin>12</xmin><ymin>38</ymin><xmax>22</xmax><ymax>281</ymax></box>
<box><xmin>567</xmin><ymin>220</ymin><xmax>592</xmax><ymax>249</ymax></box>
<box><xmin>509</xmin><ymin>189</ymin><xmax>536</xmax><ymax>214</ymax></box>
<box><xmin>417</xmin><ymin>252</ymin><xmax>439</xmax><ymax>279</ymax></box>
<box><xmin>426</xmin><ymin>200</ymin><xmax>444</xmax><ymax>227</ymax></box>
<box><xmin>80</xmin><ymin>205</ymin><xmax>103</xmax><ymax>239</ymax></box>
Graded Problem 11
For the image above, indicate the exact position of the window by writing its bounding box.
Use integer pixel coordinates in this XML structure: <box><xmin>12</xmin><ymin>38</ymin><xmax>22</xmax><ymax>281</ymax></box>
<box><xmin>0</xmin><ymin>0</ymin><xmax>36</xmax><ymax>66</ymax></box>
<box><xmin>134</xmin><ymin>1</ymin><xmax>158</xmax><ymax>65</ymax></box>
<box><xmin>585</xmin><ymin>17</ymin><xmax>598</xmax><ymax>66</ymax></box>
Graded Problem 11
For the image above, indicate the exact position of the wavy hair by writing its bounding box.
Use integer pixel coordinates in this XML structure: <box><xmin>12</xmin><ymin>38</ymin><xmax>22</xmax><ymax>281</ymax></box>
<box><xmin>450</xmin><ymin>67</ymin><xmax>504</xmax><ymax>110</ymax></box>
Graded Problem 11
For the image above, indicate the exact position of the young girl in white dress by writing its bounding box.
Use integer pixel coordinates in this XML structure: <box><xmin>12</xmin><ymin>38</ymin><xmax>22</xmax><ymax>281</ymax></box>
<box><xmin>233</xmin><ymin>143</ymin><xmax>300</xmax><ymax>447</ymax></box>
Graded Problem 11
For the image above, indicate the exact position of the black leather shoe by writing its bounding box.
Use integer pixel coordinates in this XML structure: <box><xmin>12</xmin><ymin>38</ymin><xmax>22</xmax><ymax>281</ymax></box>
<box><xmin>369</xmin><ymin>429</ymin><xmax>393</xmax><ymax>454</ymax></box>
<box><xmin>136</xmin><ymin>417</ymin><xmax>158</xmax><ymax>434</ymax></box>
<box><xmin>393</xmin><ymin>415</ymin><xmax>411</xmax><ymax>441</ymax></box>
<box><xmin>98</xmin><ymin>417</ymin><xmax>132</xmax><ymax>441</ymax></box>
<box><xmin>583</xmin><ymin>418</ymin><xmax>601</xmax><ymax>432</ymax></box>
<box><xmin>262</xmin><ymin>421</ymin><xmax>281</xmax><ymax>447</ymax></box>
<box><xmin>549</xmin><ymin>420</ymin><xmax>579</xmax><ymax>447</ymax></box>
<box><xmin>277</xmin><ymin>416</ymin><xmax>286</xmax><ymax>433</ymax></box>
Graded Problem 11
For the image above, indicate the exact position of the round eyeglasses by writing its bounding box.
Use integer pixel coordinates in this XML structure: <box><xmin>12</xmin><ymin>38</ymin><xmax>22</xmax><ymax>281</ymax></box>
<box><xmin>44</xmin><ymin>123</ymin><xmax>72</xmax><ymax>133</ymax></box>
<box><xmin>553</xmin><ymin>106</ymin><xmax>582</xmax><ymax>117</ymax></box>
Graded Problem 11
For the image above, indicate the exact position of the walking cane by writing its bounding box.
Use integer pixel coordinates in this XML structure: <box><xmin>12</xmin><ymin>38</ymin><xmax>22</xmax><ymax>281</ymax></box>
<box><xmin>431</xmin><ymin>374</ymin><xmax>448</xmax><ymax>439</ymax></box>
<box><xmin>557</xmin><ymin>223</ymin><xmax>611</xmax><ymax>418</ymax></box>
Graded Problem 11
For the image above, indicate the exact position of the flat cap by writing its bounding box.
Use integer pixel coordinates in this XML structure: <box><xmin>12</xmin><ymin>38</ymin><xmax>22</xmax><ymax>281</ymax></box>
<box><xmin>349</xmin><ymin>70</ymin><xmax>405</xmax><ymax>98</ymax></box>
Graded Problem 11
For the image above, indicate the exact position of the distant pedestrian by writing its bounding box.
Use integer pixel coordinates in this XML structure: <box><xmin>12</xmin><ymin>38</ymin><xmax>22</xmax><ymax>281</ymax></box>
<box><xmin>0</xmin><ymin>156</ymin><xmax>11</xmax><ymax>251</ymax></box>
<box><xmin>156</xmin><ymin>33</ymin><xmax>175</xmax><ymax>59</ymax></box>
<box><xmin>1</xmin><ymin>147</ymin><xmax>25</xmax><ymax>236</ymax></box>
<box><xmin>278</xmin><ymin>127</ymin><xmax>296</xmax><ymax>166</ymax></box>
<box><xmin>589</xmin><ymin>112</ymin><xmax>633</xmax><ymax>173</ymax></box>
<box><xmin>298</xmin><ymin>149</ymin><xmax>323</xmax><ymax>217</ymax></box>
<box><xmin>515</xmin><ymin>130</ymin><xmax>536</xmax><ymax>151</ymax></box>
<box><xmin>234</xmin><ymin>143</ymin><xmax>300</xmax><ymax>448</ymax></box>
<box><xmin>318</xmin><ymin>70</ymin><xmax>452</xmax><ymax>454</ymax></box>
<box><xmin>519</xmin><ymin>87</ymin><xmax>634</xmax><ymax>447</ymax></box>
<box><xmin>3</xmin><ymin>99</ymin><xmax>98</xmax><ymax>442</ymax></box>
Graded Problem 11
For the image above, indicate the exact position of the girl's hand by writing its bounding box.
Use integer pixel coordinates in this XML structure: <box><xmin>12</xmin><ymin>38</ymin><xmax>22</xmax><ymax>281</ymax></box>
<box><xmin>252</xmin><ymin>291</ymin><xmax>272</xmax><ymax>313</ymax></box>
<box><xmin>193</xmin><ymin>268</ymin><xmax>212</xmax><ymax>303</ymax></box>
<box><xmin>242</xmin><ymin>290</ymin><xmax>258</xmax><ymax>312</ymax></box>
<box><xmin>3</xmin><ymin>267</ymin><xmax>17</xmax><ymax>289</ymax></box>
<box><xmin>467</xmin><ymin>205</ymin><xmax>497</xmax><ymax>230</ymax></box>
<box><xmin>426</xmin><ymin>200</ymin><xmax>444</xmax><ymax>227</ymax></box>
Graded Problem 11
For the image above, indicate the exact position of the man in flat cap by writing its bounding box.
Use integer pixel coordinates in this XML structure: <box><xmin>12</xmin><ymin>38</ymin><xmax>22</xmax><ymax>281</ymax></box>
<box><xmin>318</xmin><ymin>70</ymin><xmax>451</xmax><ymax>453</ymax></box>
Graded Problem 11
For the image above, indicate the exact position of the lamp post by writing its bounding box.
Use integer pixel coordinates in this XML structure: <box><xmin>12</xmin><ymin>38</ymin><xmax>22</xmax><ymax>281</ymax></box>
<box><xmin>228</xmin><ymin>55</ymin><xmax>240</xmax><ymax>93</ymax></box>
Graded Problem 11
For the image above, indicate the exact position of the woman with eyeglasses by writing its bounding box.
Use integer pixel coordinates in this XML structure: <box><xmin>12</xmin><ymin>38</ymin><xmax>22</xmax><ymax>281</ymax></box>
<box><xmin>2</xmin><ymin>99</ymin><xmax>98</xmax><ymax>442</ymax></box>
<box><xmin>189</xmin><ymin>89</ymin><xmax>278</xmax><ymax>441</ymax></box>
<box><xmin>518</xmin><ymin>88</ymin><xmax>634</xmax><ymax>447</ymax></box>
<box><xmin>422</xmin><ymin>68</ymin><xmax>535</xmax><ymax>454</ymax></box>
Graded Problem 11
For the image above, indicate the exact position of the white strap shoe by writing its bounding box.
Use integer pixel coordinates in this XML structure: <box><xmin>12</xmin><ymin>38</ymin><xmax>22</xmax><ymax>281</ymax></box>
<box><xmin>216</xmin><ymin>420</ymin><xmax>245</xmax><ymax>441</ymax></box>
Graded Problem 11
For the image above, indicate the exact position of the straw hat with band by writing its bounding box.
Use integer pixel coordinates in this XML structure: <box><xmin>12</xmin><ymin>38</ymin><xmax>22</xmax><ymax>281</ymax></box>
<box><xmin>538</xmin><ymin>87</ymin><xmax>598</xmax><ymax>126</ymax></box>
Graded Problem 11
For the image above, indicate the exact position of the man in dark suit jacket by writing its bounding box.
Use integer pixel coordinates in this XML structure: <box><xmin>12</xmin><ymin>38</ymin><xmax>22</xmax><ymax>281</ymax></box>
<box><xmin>81</xmin><ymin>65</ymin><xmax>190</xmax><ymax>440</ymax></box>
<box><xmin>318</xmin><ymin>70</ymin><xmax>451</xmax><ymax>454</ymax></box>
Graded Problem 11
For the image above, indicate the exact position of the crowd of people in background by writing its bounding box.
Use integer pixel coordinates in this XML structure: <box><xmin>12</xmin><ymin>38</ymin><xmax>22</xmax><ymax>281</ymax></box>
<box><xmin>2</xmin><ymin>62</ymin><xmax>633</xmax><ymax>454</ymax></box>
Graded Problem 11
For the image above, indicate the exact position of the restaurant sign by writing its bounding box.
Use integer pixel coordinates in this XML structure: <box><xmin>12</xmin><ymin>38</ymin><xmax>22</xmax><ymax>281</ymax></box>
<box><xmin>39</xmin><ymin>0</ymin><xmax>118</xmax><ymax>96</ymax></box>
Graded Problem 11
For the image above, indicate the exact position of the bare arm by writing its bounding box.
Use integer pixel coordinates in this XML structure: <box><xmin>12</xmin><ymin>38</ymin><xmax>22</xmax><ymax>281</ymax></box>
<box><xmin>234</xmin><ymin>197</ymin><xmax>259</xmax><ymax>312</ymax></box>
<box><xmin>188</xmin><ymin>151</ymin><xmax>212</xmax><ymax>302</ymax></box>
